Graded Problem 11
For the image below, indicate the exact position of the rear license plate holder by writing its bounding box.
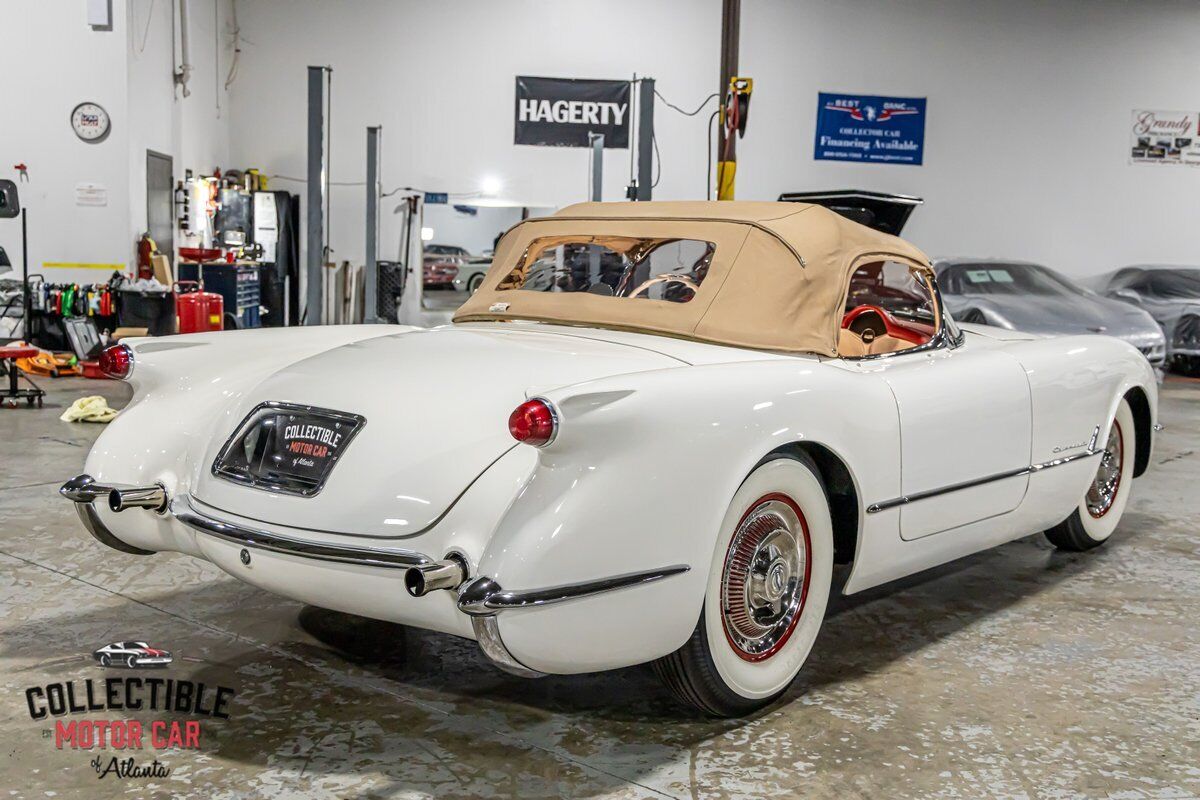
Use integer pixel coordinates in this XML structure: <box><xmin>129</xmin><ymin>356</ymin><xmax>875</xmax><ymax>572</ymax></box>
<box><xmin>212</xmin><ymin>402</ymin><xmax>365</xmax><ymax>497</ymax></box>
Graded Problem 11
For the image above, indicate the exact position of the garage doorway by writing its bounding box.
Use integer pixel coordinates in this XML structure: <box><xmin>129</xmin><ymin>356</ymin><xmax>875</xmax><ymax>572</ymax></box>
<box><xmin>146</xmin><ymin>150</ymin><xmax>174</xmax><ymax>266</ymax></box>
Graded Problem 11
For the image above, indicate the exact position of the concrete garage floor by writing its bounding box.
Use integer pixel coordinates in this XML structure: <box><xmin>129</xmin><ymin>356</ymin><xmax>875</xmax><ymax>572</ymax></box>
<box><xmin>1</xmin><ymin>373</ymin><xmax>1198</xmax><ymax>799</ymax></box>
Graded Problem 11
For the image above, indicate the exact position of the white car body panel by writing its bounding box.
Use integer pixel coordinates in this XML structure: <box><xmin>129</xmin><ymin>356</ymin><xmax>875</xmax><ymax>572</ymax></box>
<box><xmin>74</xmin><ymin>318</ymin><xmax>1157</xmax><ymax>675</ymax></box>
<box><xmin>839</xmin><ymin>347</ymin><xmax>1034</xmax><ymax>540</ymax></box>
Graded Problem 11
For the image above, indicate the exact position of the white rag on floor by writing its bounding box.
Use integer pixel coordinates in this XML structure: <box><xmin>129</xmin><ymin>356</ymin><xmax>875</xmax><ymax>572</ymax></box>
<box><xmin>60</xmin><ymin>395</ymin><xmax>119</xmax><ymax>424</ymax></box>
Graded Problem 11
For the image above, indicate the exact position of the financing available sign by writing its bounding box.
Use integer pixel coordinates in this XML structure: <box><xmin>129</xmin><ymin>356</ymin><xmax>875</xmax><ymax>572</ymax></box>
<box><xmin>1130</xmin><ymin>109</ymin><xmax>1200</xmax><ymax>166</ymax></box>
<box><xmin>514</xmin><ymin>76</ymin><xmax>631</xmax><ymax>148</ymax></box>
<box><xmin>814</xmin><ymin>92</ymin><xmax>927</xmax><ymax>166</ymax></box>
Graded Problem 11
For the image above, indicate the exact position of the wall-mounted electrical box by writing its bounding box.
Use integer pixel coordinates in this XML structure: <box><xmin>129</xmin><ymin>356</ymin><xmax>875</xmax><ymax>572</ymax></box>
<box><xmin>87</xmin><ymin>0</ymin><xmax>113</xmax><ymax>30</ymax></box>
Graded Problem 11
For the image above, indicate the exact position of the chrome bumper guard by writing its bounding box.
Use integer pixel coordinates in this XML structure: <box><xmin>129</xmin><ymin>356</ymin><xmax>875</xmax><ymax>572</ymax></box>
<box><xmin>60</xmin><ymin>474</ymin><xmax>690</xmax><ymax>679</ymax></box>
<box><xmin>456</xmin><ymin>567</ymin><xmax>690</xmax><ymax>678</ymax></box>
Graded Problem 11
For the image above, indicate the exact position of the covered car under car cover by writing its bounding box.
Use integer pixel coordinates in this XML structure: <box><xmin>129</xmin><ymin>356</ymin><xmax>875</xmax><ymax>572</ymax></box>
<box><xmin>1098</xmin><ymin>265</ymin><xmax>1200</xmax><ymax>358</ymax></box>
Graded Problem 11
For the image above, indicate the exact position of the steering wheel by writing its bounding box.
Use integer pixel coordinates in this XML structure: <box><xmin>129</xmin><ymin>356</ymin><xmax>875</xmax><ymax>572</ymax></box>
<box><xmin>628</xmin><ymin>274</ymin><xmax>699</xmax><ymax>299</ymax></box>
<box><xmin>841</xmin><ymin>304</ymin><xmax>928</xmax><ymax>345</ymax></box>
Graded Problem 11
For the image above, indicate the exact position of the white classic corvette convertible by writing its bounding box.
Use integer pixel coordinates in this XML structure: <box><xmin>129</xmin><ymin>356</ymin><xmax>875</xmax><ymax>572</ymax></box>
<box><xmin>62</xmin><ymin>201</ymin><xmax>1157</xmax><ymax>716</ymax></box>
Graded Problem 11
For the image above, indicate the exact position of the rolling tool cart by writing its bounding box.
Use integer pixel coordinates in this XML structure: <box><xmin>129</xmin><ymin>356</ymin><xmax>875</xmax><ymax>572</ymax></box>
<box><xmin>177</xmin><ymin>261</ymin><xmax>261</xmax><ymax>329</ymax></box>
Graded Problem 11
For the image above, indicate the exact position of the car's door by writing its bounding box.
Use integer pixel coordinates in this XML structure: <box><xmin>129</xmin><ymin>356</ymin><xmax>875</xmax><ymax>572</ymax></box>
<box><xmin>837</xmin><ymin>257</ymin><xmax>1033</xmax><ymax>540</ymax></box>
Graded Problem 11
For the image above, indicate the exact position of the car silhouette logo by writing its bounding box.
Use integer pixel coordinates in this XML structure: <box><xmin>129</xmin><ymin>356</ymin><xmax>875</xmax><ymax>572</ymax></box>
<box><xmin>93</xmin><ymin>641</ymin><xmax>173</xmax><ymax>669</ymax></box>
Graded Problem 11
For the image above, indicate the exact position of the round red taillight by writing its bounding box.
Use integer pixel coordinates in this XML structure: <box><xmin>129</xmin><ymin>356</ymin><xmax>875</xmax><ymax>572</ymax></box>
<box><xmin>98</xmin><ymin>344</ymin><xmax>133</xmax><ymax>380</ymax></box>
<box><xmin>508</xmin><ymin>398</ymin><xmax>557</xmax><ymax>447</ymax></box>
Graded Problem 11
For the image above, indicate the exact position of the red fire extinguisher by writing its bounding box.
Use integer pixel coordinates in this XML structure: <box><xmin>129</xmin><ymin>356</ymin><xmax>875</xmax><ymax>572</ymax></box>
<box><xmin>174</xmin><ymin>280</ymin><xmax>224</xmax><ymax>334</ymax></box>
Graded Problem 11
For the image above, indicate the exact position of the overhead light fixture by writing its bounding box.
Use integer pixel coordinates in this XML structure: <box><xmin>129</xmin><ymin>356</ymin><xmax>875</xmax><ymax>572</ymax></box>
<box><xmin>421</xmin><ymin>227</ymin><xmax>434</xmax><ymax>242</ymax></box>
<box><xmin>480</xmin><ymin>176</ymin><xmax>502</xmax><ymax>196</ymax></box>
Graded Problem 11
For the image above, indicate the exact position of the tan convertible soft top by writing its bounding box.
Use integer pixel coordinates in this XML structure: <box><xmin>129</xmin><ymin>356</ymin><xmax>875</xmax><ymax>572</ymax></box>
<box><xmin>453</xmin><ymin>201</ymin><xmax>931</xmax><ymax>357</ymax></box>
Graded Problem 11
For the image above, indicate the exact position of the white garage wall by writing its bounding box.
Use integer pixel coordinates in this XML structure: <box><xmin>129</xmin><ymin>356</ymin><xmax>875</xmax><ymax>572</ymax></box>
<box><xmin>0</xmin><ymin>2</ymin><xmax>132</xmax><ymax>287</ymax></box>
<box><xmin>0</xmin><ymin>0</ymin><xmax>233</xmax><ymax>288</ymax></box>
<box><xmin>229</xmin><ymin>0</ymin><xmax>1200</xmax><ymax>279</ymax></box>
<box><xmin>127</xmin><ymin>0</ymin><xmax>235</xmax><ymax>259</ymax></box>
<box><xmin>226</xmin><ymin>0</ymin><xmax>717</xmax><ymax>268</ymax></box>
<box><xmin>422</xmin><ymin>205</ymin><xmax>527</xmax><ymax>257</ymax></box>
<box><xmin>736</xmin><ymin>0</ymin><xmax>1200</xmax><ymax>278</ymax></box>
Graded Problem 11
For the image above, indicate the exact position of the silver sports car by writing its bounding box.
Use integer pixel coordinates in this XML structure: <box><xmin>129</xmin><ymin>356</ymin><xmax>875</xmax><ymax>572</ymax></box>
<box><xmin>934</xmin><ymin>259</ymin><xmax>1166</xmax><ymax>369</ymax></box>
<box><xmin>1096</xmin><ymin>265</ymin><xmax>1200</xmax><ymax>375</ymax></box>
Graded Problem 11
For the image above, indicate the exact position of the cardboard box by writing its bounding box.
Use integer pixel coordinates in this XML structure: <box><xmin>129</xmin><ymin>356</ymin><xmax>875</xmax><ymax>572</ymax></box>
<box><xmin>151</xmin><ymin>254</ymin><xmax>174</xmax><ymax>286</ymax></box>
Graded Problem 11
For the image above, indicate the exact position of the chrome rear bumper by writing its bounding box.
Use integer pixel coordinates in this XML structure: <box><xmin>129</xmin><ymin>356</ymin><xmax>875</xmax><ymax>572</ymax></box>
<box><xmin>172</xmin><ymin>495</ymin><xmax>430</xmax><ymax>570</ymax></box>
<box><xmin>60</xmin><ymin>473</ymin><xmax>689</xmax><ymax>677</ymax></box>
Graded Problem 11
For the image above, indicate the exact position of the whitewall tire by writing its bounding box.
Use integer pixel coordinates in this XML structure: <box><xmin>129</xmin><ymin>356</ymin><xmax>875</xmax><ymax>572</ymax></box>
<box><xmin>1045</xmin><ymin>398</ymin><xmax>1136</xmax><ymax>551</ymax></box>
<box><xmin>654</xmin><ymin>453</ymin><xmax>834</xmax><ymax>717</ymax></box>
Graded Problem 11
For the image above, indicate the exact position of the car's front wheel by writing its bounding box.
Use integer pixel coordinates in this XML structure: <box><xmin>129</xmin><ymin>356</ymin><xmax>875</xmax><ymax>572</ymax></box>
<box><xmin>1045</xmin><ymin>398</ymin><xmax>1136</xmax><ymax>551</ymax></box>
<box><xmin>99</xmin><ymin>654</ymin><xmax>110</xmax><ymax>667</ymax></box>
<box><xmin>467</xmin><ymin>273</ymin><xmax>485</xmax><ymax>294</ymax></box>
<box><xmin>653</xmin><ymin>453</ymin><xmax>833</xmax><ymax>717</ymax></box>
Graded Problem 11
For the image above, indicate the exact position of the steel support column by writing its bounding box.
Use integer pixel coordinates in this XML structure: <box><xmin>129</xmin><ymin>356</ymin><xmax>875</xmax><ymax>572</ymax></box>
<box><xmin>364</xmin><ymin>126</ymin><xmax>381</xmax><ymax>323</ymax></box>
<box><xmin>716</xmin><ymin>0</ymin><xmax>740</xmax><ymax>200</ymax></box>
<box><xmin>305</xmin><ymin>65</ymin><xmax>328</xmax><ymax>325</ymax></box>
<box><xmin>589</xmin><ymin>133</ymin><xmax>604</xmax><ymax>202</ymax></box>
<box><xmin>636</xmin><ymin>78</ymin><xmax>655</xmax><ymax>201</ymax></box>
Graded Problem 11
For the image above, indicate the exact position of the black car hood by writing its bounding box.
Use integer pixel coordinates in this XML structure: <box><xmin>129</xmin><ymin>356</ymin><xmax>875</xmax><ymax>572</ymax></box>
<box><xmin>777</xmin><ymin>190</ymin><xmax>923</xmax><ymax>235</ymax></box>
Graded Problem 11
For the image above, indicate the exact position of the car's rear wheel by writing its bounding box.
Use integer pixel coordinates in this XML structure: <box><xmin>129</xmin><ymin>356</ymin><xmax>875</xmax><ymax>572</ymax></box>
<box><xmin>1045</xmin><ymin>398</ymin><xmax>1136</xmax><ymax>551</ymax></box>
<box><xmin>653</xmin><ymin>453</ymin><xmax>833</xmax><ymax>717</ymax></box>
<box><xmin>126</xmin><ymin>655</ymin><xmax>138</xmax><ymax>669</ymax></box>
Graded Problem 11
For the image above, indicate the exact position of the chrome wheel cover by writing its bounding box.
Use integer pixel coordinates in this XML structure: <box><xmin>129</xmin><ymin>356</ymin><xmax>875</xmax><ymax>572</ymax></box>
<box><xmin>720</xmin><ymin>497</ymin><xmax>810</xmax><ymax>660</ymax></box>
<box><xmin>1086</xmin><ymin>421</ymin><xmax>1124</xmax><ymax>518</ymax></box>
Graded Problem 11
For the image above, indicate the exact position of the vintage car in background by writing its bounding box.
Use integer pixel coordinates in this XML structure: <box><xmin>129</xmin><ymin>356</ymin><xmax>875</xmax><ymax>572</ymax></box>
<box><xmin>935</xmin><ymin>259</ymin><xmax>1166</xmax><ymax>369</ymax></box>
<box><xmin>422</xmin><ymin>243</ymin><xmax>470</xmax><ymax>289</ymax></box>
<box><xmin>61</xmin><ymin>201</ymin><xmax>1156</xmax><ymax>717</ymax></box>
<box><xmin>1097</xmin><ymin>265</ymin><xmax>1200</xmax><ymax>375</ymax></box>
<box><xmin>452</xmin><ymin>256</ymin><xmax>492</xmax><ymax>294</ymax></box>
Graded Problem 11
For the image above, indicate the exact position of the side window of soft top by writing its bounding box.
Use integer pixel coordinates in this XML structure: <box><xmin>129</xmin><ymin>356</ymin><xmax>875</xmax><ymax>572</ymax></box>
<box><xmin>838</xmin><ymin>259</ymin><xmax>942</xmax><ymax>358</ymax></box>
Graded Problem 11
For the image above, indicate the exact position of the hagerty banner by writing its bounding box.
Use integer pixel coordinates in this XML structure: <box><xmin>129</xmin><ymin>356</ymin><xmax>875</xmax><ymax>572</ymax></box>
<box><xmin>814</xmin><ymin>92</ymin><xmax>927</xmax><ymax>166</ymax></box>
<box><xmin>514</xmin><ymin>76</ymin><xmax>631</xmax><ymax>148</ymax></box>
<box><xmin>1130</xmin><ymin>109</ymin><xmax>1200</xmax><ymax>166</ymax></box>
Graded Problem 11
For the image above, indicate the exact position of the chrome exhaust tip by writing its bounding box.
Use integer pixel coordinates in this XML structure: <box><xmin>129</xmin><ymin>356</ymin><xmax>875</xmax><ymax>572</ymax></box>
<box><xmin>404</xmin><ymin>557</ymin><xmax>468</xmax><ymax>598</ymax></box>
<box><xmin>108</xmin><ymin>485</ymin><xmax>168</xmax><ymax>514</ymax></box>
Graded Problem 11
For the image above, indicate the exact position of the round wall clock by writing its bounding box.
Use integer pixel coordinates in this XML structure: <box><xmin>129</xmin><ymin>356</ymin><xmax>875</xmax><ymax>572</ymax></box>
<box><xmin>70</xmin><ymin>102</ymin><xmax>111</xmax><ymax>143</ymax></box>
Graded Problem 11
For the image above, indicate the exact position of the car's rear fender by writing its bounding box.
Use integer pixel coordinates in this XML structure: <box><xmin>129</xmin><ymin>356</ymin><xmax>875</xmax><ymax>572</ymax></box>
<box><xmin>473</xmin><ymin>357</ymin><xmax>900</xmax><ymax>674</ymax></box>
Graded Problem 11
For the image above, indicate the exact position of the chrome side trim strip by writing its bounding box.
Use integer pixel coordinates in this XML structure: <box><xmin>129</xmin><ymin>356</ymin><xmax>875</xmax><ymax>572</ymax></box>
<box><xmin>470</xmin><ymin>616</ymin><xmax>545</xmax><ymax>678</ymax></box>
<box><xmin>171</xmin><ymin>495</ymin><xmax>430</xmax><ymax>569</ymax></box>
<box><xmin>866</xmin><ymin>447</ymin><xmax>1102</xmax><ymax>514</ymax></box>
<box><xmin>457</xmin><ymin>565</ymin><xmax>691</xmax><ymax>616</ymax></box>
